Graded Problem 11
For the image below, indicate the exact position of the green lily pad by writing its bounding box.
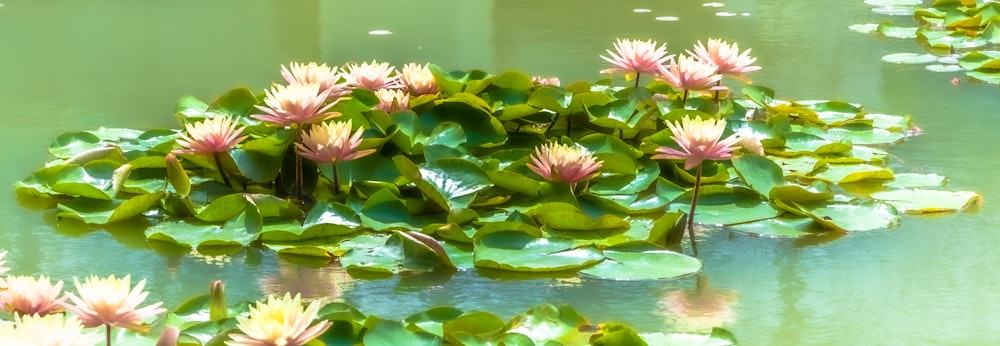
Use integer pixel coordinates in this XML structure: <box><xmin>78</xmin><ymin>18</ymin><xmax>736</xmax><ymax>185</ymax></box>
<box><xmin>363</xmin><ymin>317</ymin><xmax>442</xmax><ymax>346</ymax></box>
<box><xmin>809</xmin><ymin>202</ymin><xmax>900</xmax><ymax>232</ymax></box>
<box><xmin>669</xmin><ymin>186</ymin><xmax>780</xmax><ymax>226</ymax></box>
<box><xmin>505</xmin><ymin>304</ymin><xmax>592</xmax><ymax>346</ymax></box>
<box><xmin>404</xmin><ymin>306</ymin><xmax>464</xmax><ymax>337</ymax></box>
<box><xmin>732</xmin><ymin>154</ymin><xmax>785</xmax><ymax>199</ymax></box>
<box><xmin>579</xmin><ymin>244</ymin><xmax>701</xmax><ymax>281</ymax></box>
<box><xmin>145</xmin><ymin>215</ymin><xmax>259</xmax><ymax>249</ymax></box>
<box><xmin>56</xmin><ymin>191</ymin><xmax>165</xmax><ymax>225</ymax></box>
<box><xmin>810</xmin><ymin>163</ymin><xmax>894</xmax><ymax>184</ymax></box>
<box><xmin>729</xmin><ymin>217</ymin><xmax>830</xmax><ymax>238</ymax></box>
<box><xmin>48</xmin><ymin>160</ymin><xmax>120</xmax><ymax>200</ymax></box>
<box><xmin>48</xmin><ymin>131</ymin><xmax>104</xmax><ymax>158</ymax></box>
<box><xmin>884</xmin><ymin>173</ymin><xmax>947</xmax><ymax>188</ymax></box>
<box><xmin>882</xmin><ymin>53</ymin><xmax>938</xmax><ymax>64</ymax></box>
<box><xmin>473</xmin><ymin>232</ymin><xmax>605</xmax><ymax>272</ymax></box>
<box><xmin>871</xmin><ymin>189</ymin><xmax>982</xmax><ymax>213</ymax></box>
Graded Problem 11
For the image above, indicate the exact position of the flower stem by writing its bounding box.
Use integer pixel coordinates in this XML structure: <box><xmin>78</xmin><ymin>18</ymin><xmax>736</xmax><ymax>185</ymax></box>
<box><xmin>106</xmin><ymin>324</ymin><xmax>111</xmax><ymax>346</ymax></box>
<box><xmin>634</xmin><ymin>73</ymin><xmax>641</xmax><ymax>89</ymax></box>
<box><xmin>213</xmin><ymin>151</ymin><xmax>231</xmax><ymax>188</ymax></box>
<box><xmin>295</xmin><ymin>127</ymin><xmax>304</xmax><ymax>200</ymax></box>
<box><xmin>687</xmin><ymin>164</ymin><xmax>702</xmax><ymax>257</ymax></box>
<box><xmin>682</xmin><ymin>89</ymin><xmax>690</xmax><ymax>108</ymax></box>
<box><xmin>713</xmin><ymin>80</ymin><xmax>722</xmax><ymax>101</ymax></box>
<box><xmin>332</xmin><ymin>163</ymin><xmax>340</xmax><ymax>195</ymax></box>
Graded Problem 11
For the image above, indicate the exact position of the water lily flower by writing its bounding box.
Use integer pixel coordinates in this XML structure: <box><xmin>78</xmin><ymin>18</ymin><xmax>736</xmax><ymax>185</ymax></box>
<box><xmin>653</xmin><ymin>116</ymin><xmax>740</xmax><ymax>170</ymax></box>
<box><xmin>374</xmin><ymin>88</ymin><xmax>410</xmax><ymax>113</ymax></box>
<box><xmin>60</xmin><ymin>274</ymin><xmax>166</xmax><ymax>332</ymax></box>
<box><xmin>253</xmin><ymin>83</ymin><xmax>339</xmax><ymax>127</ymax></box>
<box><xmin>600</xmin><ymin>38</ymin><xmax>673</xmax><ymax>87</ymax></box>
<box><xmin>527</xmin><ymin>142</ymin><xmax>603</xmax><ymax>190</ymax></box>
<box><xmin>531</xmin><ymin>76</ymin><xmax>561</xmax><ymax>87</ymax></box>
<box><xmin>280</xmin><ymin>62</ymin><xmax>351</xmax><ymax>100</ymax></box>
<box><xmin>342</xmin><ymin>60</ymin><xmax>402</xmax><ymax>91</ymax></box>
<box><xmin>0</xmin><ymin>275</ymin><xmax>66</xmax><ymax>316</ymax></box>
<box><xmin>0</xmin><ymin>250</ymin><xmax>8</xmax><ymax>276</ymax></box>
<box><xmin>399</xmin><ymin>63</ymin><xmax>438</xmax><ymax>95</ymax></box>
<box><xmin>657</xmin><ymin>55</ymin><xmax>723</xmax><ymax>104</ymax></box>
<box><xmin>0</xmin><ymin>313</ymin><xmax>104</xmax><ymax>346</ymax></box>
<box><xmin>687</xmin><ymin>39</ymin><xmax>761</xmax><ymax>81</ymax></box>
<box><xmin>174</xmin><ymin>116</ymin><xmax>248</xmax><ymax>155</ymax></box>
<box><xmin>737</xmin><ymin>137</ymin><xmax>765</xmax><ymax>156</ymax></box>
<box><xmin>295</xmin><ymin>119</ymin><xmax>375</xmax><ymax>165</ymax></box>
<box><xmin>226</xmin><ymin>293</ymin><xmax>331</xmax><ymax>346</ymax></box>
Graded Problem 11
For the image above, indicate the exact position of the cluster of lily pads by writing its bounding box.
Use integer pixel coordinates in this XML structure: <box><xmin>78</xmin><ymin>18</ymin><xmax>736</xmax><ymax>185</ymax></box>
<box><xmin>15</xmin><ymin>42</ymin><xmax>982</xmax><ymax>283</ymax></box>
<box><xmin>853</xmin><ymin>0</ymin><xmax>1000</xmax><ymax>83</ymax></box>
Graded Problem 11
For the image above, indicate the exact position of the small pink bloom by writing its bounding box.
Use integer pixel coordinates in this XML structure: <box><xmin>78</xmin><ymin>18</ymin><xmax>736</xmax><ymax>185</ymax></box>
<box><xmin>531</xmin><ymin>76</ymin><xmax>561</xmax><ymax>87</ymax></box>
<box><xmin>653</xmin><ymin>116</ymin><xmax>741</xmax><ymax>170</ymax></box>
<box><xmin>295</xmin><ymin>120</ymin><xmax>376</xmax><ymax>164</ymax></box>
<box><xmin>527</xmin><ymin>142</ymin><xmax>603</xmax><ymax>189</ymax></box>
<box><xmin>60</xmin><ymin>274</ymin><xmax>166</xmax><ymax>332</ymax></box>
<box><xmin>281</xmin><ymin>62</ymin><xmax>351</xmax><ymax>100</ymax></box>
<box><xmin>174</xmin><ymin>116</ymin><xmax>248</xmax><ymax>155</ymax></box>
<box><xmin>951</xmin><ymin>77</ymin><xmax>961</xmax><ymax>85</ymax></box>
<box><xmin>600</xmin><ymin>38</ymin><xmax>674</xmax><ymax>77</ymax></box>
<box><xmin>342</xmin><ymin>60</ymin><xmax>402</xmax><ymax>91</ymax></box>
<box><xmin>399</xmin><ymin>63</ymin><xmax>438</xmax><ymax>95</ymax></box>
<box><xmin>688</xmin><ymin>39</ymin><xmax>761</xmax><ymax>81</ymax></box>
<box><xmin>0</xmin><ymin>275</ymin><xmax>66</xmax><ymax>316</ymax></box>
<box><xmin>374</xmin><ymin>88</ymin><xmax>410</xmax><ymax>113</ymax></box>
<box><xmin>658</xmin><ymin>55</ymin><xmax>723</xmax><ymax>92</ymax></box>
<box><xmin>253</xmin><ymin>83</ymin><xmax>340</xmax><ymax>127</ymax></box>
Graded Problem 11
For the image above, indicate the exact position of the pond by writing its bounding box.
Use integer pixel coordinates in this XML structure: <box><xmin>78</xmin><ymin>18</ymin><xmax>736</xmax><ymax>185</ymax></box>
<box><xmin>1</xmin><ymin>0</ymin><xmax>998</xmax><ymax>344</ymax></box>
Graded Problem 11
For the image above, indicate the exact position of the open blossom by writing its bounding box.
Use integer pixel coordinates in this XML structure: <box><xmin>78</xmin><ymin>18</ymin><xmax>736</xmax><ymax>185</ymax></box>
<box><xmin>0</xmin><ymin>275</ymin><xmax>66</xmax><ymax>316</ymax></box>
<box><xmin>658</xmin><ymin>55</ymin><xmax>723</xmax><ymax>92</ymax></box>
<box><xmin>296</xmin><ymin>120</ymin><xmax>376</xmax><ymax>164</ymax></box>
<box><xmin>600</xmin><ymin>38</ymin><xmax>673</xmax><ymax>77</ymax></box>
<box><xmin>342</xmin><ymin>60</ymin><xmax>402</xmax><ymax>91</ymax></box>
<box><xmin>374</xmin><ymin>88</ymin><xmax>410</xmax><ymax>113</ymax></box>
<box><xmin>688</xmin><ymin>39</ymin><xmax>761</xmax><ymax>81</ymax></box>
<box><xmin>60</xmin><ymin>274</ymin><xmax>166</xmax><ymax>331</ymax></box>
<box><xmin>531</xmin><ymin>76</ymin><xmax>561</xmax><ymax>87</ymax></box>
<box><xmin>253</xmin><ymin>83</ymin><xmax>340</xmax><ymax>127</ymax></box>
<box><xmin>653</xmin><ymin>116</ymin><xmax>741</xmax><ymax>170</ymax></box>
<box><xmin>0</xmin><ymin>314</ymin><xmax>103</xmax><ymax>346</ymax></box>
<box><xmin>527</xmin><ymin>142</ymin><xmax>603</xmax><ymax>189</ymax></box>
<box><xmin>226</xmin><ymin>293</ymin><xmax>331</xmax><ymax>346</ymax></box>
<box><xmin>174</xmin><ymin>116</ymin><xmax>248</xmax><ymax>154</ymax></box>
<box><xmin>399</xmin><ymin>63</ymin><xmax>438</xmax><ymax>95</ymax></box>
<box><xmin>281</xmin><ymin>62</ymin><xmax>351</xmax><ymax>100</ymax></box>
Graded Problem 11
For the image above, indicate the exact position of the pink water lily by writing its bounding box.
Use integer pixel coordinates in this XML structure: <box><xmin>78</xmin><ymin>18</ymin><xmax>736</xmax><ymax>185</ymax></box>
<box><xmin>295</xmin><ymin>119</ymin><xmax>375</xmax><ymax>165</ymax></box>
<box><xmin>658</xmin><ymin>55</ymin><xmax>723</xmax><ymax>104</ymax></box>
<box><xmin>226</xmin><ymin>293</ymin><xmax>331</xmax><ymax>346</ymax></box>
<box><xmin>174</xmin><ymin>116</ymin><xmax>248</xmax><ymax>155</ymax></box>
<box><xmin>688</xmin><ymin>38</ymin><xmax>761</xmax><ymax>81</ymax></box>
<box><xmin>374</xmin><ymin>88</ymin><xmax>410</xmax><ymax>113</ymax></box>
<box><xmin>253</xmin><ymin>83</ymin><xmax>339</xmax><ymax>127</ymax></box>
<box><xmin>60</xmin><ymin>274</ymin><xmax>165</xmax><ymax>331</ymax></box>
<box><xmin>527</xmin><ymin>142</ymin><xmax>603</xmax><ymax>190</ymax></box>
<box><xmin>653</xmin><ymin>116</ymin><xmax>740</xmax><ymax>170</ymax></box>
<box><xmin>600</xmin><ymin>38</ymin><xmax>673</xmax><ymax>86</ymax></box>
<box><xmin>0</xmin><ymin>314</ymin><xmax>104</xmax><ymax>346</ymax></box>
<box><xmin>280</xmin><ymin>62</ymin><xmax>351</xmax><ymax>100</ymax></box>
<box><xmin>0</xmin><ymin>275</ymin><xmax>66</xmax><ymax>316</ymax></box>
<box><xmin>399</xmin><ymin>62</ymin><xmax>438</xmax><ymax>95</ymax></box>
<box><xmin>342</xmin><ymin>60</ymin><xmax>402</xmax><ymax>91</ymax></box>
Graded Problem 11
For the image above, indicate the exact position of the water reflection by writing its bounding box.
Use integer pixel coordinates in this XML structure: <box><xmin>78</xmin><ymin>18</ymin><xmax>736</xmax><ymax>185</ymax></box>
<box><xmin>659</xmin><ymin>274</ymin><xmax>739</xmax><ymax>333</ymax></box>
<box><xmin>259</xmin><ymin>260</ymin><xmax>354</xmax><ymax>303</ymax></box>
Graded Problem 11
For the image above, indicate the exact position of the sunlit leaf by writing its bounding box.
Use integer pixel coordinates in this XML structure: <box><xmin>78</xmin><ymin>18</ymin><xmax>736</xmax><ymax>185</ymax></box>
<box><xmin>579</xmin><ymin>243</ymin><xmax>701</xmax><ymax>281</ymax></box>
<box><xmin>871</xmin><ymin>189</ymin><xmax>982</xmax><ymax>213</ymax></box>
<box><xmin>473</xmin><ymin>232</ymin><xmax>604</xmax><ymax>272</ymax></box>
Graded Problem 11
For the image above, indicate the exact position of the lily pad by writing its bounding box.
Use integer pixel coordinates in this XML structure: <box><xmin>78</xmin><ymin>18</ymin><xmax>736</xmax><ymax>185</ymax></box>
<box><xmin>882</xmin><ymin>53</ymin><xmax>938</xmax><ymax>64</ymax></box>
<box><xmin>579</xmin><ymin>244</ymin><xmax>701</xmax><ymax>280</ymax></box>
<box><xmin>871</xmin><ymin>189</ymin><xmax>982</xmax><ymax>213</ymax></box>
<box><xmin>884</xmin><ymin>173</ymin><xmax>947</xmax><ymax>188</ymax></box>
<box><xmin>729</xmin><ymin>217</ymin><xmax>830</xmax><ymax>238</ymax></box>
<box><xmin>473</xmin><ymin>232</ymin><xmax>605</xmax><ymax>272</ymax></box>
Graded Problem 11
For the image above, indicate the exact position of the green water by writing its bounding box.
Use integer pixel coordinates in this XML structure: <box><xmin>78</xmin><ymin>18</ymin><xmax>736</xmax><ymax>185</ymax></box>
<box><xmin>2</xmin><ymin>0</ymin><xmax>998</xmax><ymax>344</ymax></box>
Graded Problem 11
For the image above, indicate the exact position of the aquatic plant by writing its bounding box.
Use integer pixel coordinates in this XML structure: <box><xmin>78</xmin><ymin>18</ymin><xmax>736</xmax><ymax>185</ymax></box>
<box><xmin>399</xmin><ymin>62</ymin><xmax>439</xmax><ymax>95</ymax></box>
<box><xmin>295</xmin><ymin>119</ymin><xmax>376</xmax><ymax>194</ymax></box>
<box><xmin>658</xmin><ymin>54</ymin><xmax>723</xmax><ymax>105</ymax></box>
<box><xmin>527</xmin><ymin>141</ymin><xmax>603</xmax><ymax>191</ymax></box>
<box><xmin>61</xmin><ymin>274</ymin><xmax>165</xmax><ymax>346</ymax></box>
<box><xmin>342</xmin><ymin>60</ymin><xmax>402</xmax><ymax>91</ymax></box>
<box><xmin>600</xmin><ymin>38</ymin><xmax>673</xmax><ymax>88</ymax></box>
<box><xmin>227</xmin><ymin>293</ymin><xmax>331</xmax><ymax>346</ymax></box>
<box><xmin>174</xmin><ymin>116</ymin><xmax>248</xmax><ymax>187</ymax></box>
<box><xmin>0</xmin><ymin>313</ymin><xmax>104</xmax><ymax>346</ymax></box>
<box><xmin>0</xmin><ymin>275</ymin><xmax>66</xmax><ymax>316</ymax></box>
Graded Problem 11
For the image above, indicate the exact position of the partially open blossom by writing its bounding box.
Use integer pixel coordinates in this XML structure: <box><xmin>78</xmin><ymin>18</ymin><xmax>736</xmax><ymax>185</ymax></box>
<box><xmin>0</xmin><ymin>250</ymin><xmax>8</xmax><ymax>276</ymax></box>
<box><xmin>295</xmin><ymin>120</ymin><xmax>376</xmax><ymax>164</ymax></box>
<box><xmin>281</xmin><ymin>62</ymin><xmax>351</xmax><ymax>100</ymax></box>
<box><xmin>374</xmin><ymin>88</ymin><xmax>410</xmax><ymax>113</ymax></box>
<box><xmin>174</xmin><ymin>116</ymin><xmax>248</xmax><ymax>155</ymax></box>
<box><xmin>0</xmin><ymin>275</ymin><xmax>66</xmax><ymax>316</ymax></box>
<box><xmin>658</xmin><ymin>55</ymin><xmax>723</xmax><ymax>92</ymax></box>
<box><xmin>737</xmin><ymin>137</ymin><xmax>764</xmax><ymax>156</ymax></box>
<box><xmin>0</xmin><ymin>314</ymin><xmax>103</xmax><ymax>346</ymax></box>
<box><xmin>688</xmin><ymin>39</ymin><xmax>761</xmax><ymax>81</ymax></box>
<box><xmin>226</xmin><ymin>293</ymin><xmax>331</xmax><ymax>346</ymax></box>
<box><xmin>253</xmin><ymin>83</ymin><xmax>339</xmax><ymax>127</ymax></box>
<box><xmin>527</xmin><ymin>142</ymin><xmax>603</xmax><ymax>189</ymax></box>
<box><xmin>60</xmin><ymin>274</ymin><xmax>166</xmax><ymax>331</ymax></box>
<box><xmin>653</xmin><ymin>116</ymin><xmax>741</xmax><ymax>170</ymax></box>
<box><xmin>399</xmin><ymin>63</ymin><xmax>438</xmax><ymax>95</ymax></box>
<box><xmin>157</xmin><ymin>326</ymin><xmax>180</xmax><ymax>346</ymax></box>
<box><xmin>342</xmin><ymin>60</ymin><xmax>402</xmax><ymax>91</ymax></box>
<box><xmin>600</xmin><ymin>38</ymin><xmax>673</xmax><ymax>77</ymax></box>
<box><xmin>531</xmin><ymin>76</ymin><xmax>561</xmax><ymax>87</ymax></box>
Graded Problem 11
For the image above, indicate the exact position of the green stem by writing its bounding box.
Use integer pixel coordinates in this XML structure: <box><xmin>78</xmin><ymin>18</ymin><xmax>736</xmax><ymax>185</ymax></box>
<box><xmin>713</xmin><ymin>80</ymin><xmax>722</xmax><ymax>101</ymax></box>
<box><xmin>682</xmin><ymin>89</ymin><xmax>690</xmax><ymax>108</ymax></box>
<box><xmin>634</xmin><ymin>73</ymin><xmax>641</xmax><ymax>89</ymax></box>
<box><xmin>213</xmin><ymin>151</ymin><xmax>231</xmax><ymax>188</ymax></box>
<box><xmin>687</xmin><ymin>164</ymin><xmax>702</xmax><ymax>257</ymax></box>
<box><xmin>332</xmin><ymin>163</ymin><xmax>340</xmax><ymax>195</ymax></box>
<box><xmin>295</xmin><ymin>127</ymin><xmax>304</xmax><ymax>200</ymax></box>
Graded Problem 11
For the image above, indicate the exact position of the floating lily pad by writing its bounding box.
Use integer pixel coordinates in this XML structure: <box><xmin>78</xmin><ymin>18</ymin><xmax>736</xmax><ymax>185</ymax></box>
<box><xmin>579</xmin><ymin>244</ymin><xmax>701</xmax><ymax>281</ymax></box>
<box><xmin>809</xmin><ymin>202</ymin><xmax>900</xmax><ymax>232</ymax></box>
<box><xmin>882</xmin><ymin>53</ymin><xmax>938</xmax><ymax>64</ymax></box>
<box><xmin>871</xmin><ymin>189</ymin><xmax>982</xmax><ymax>213</ymax></box>
<box><xmin>884</xmin><ymin>173</ymin><xmax>947</xmax><ymax>188</ymax></box>
<box><xmin>810</xmin><ymin>163</ymin><xmax>894</xmax><ymax>184</ymax></box>
<box><xmin>926</xmin><ymin>64</ymin><xmax>965</xmax><ymax>72</ymax></box>
<box><xmin>473</xmin><ymin>232</ymin><xmax>604</xmax><ymax>272</ymax></box>
<box><xmin>505</xmin><ymin>304</ymin><xmax>592</xmax><ymax>346</ymax></box>
<box><xmin>729</xmin><ymin>217</ymin><xmax>830</xmax><ymax>238</ymax></box>
<box><xmin>669</xmin><ymin>186</ymin><xmax>781</xmax><ymax>226</ymax></box>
